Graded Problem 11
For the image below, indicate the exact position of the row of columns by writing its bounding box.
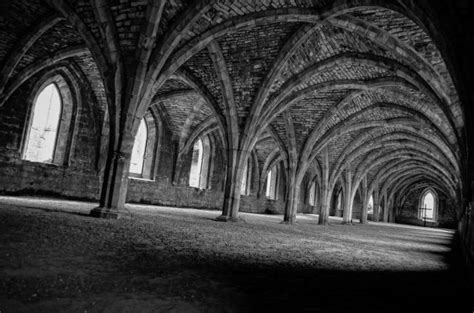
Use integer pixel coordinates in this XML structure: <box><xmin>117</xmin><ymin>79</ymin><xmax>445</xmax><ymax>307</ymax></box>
<box><xmin>89</xmin><ymin>135</ymin><xmax>395</xmax><ymax>226</ymax></box>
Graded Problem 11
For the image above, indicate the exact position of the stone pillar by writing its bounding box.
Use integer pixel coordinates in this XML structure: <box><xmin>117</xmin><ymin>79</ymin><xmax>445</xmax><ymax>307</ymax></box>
<box><xmin>283</xmin><ymin>166</ymin><xmax>298</xmax><ymax>224</ymax></box>
<box><xmin>217</xmin><ymin>148</ymin><xmax>243</xmax><ymax>222</ymax></box>
<box><xmin>388</xmin><ymin>196</ymin><xmax>396</xmax><ymax>223</ymax></box>
<box><xmin>319</xmin><ymin>147</ymin><xmax>330</xmax><ymax>225</ymax></box>
<box><xmin>360</xmin><ymin>176</ymin><xmax>369</xmax><ymax>224</ymax></box>
<box><xmin>342</xmin><ymin>168</ymin><xmax>353</xmax><ymax>224</ymax></box>
<box><xmin>315</xmin><ymin>182</ymin><xmax>322</xmax><ymax>215</ymax></box>
<box><xmin>372</xmin><ymin>187</ymin><xmax>380</xmax><ymax>222</ymax></box>
<box><xmin>382</xmin><ymin>192</ymin><xmax>389</xmax><ymax>222</ymax></box>
<box><xmin>90</xmin><ymin>130</ymin><xmax>134</xmax><ymax>219</ymax></box>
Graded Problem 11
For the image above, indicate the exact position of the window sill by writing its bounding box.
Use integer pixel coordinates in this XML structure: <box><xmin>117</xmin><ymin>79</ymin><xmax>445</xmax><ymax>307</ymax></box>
<box><xmin>129</xmin><ymin>176</ymin><xmax>155</xmax><ymax>182</ymax></box>
<box><xmin>21</xmin><ymin>159</ymin><xmax>62</xmax><ymax>168</ymax></box>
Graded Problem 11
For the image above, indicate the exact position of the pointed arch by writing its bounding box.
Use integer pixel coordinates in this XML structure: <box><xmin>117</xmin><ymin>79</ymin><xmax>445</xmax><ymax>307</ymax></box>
<box><xmin>419</xmin><ymin>188</ymin><xmax>438</xmax><ymax>221</ymax></box>
<box><xmin>23</xmin><ymin>83</ymin><xmax>62</xmax><ymax>163</ymax></box>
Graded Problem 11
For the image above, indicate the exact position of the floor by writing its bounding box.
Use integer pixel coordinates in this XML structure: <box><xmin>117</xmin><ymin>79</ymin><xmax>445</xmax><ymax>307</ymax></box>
<box><xmin>0</xmin><ymin>196</ymin><xmax>472</xmax><ymax>312</ymax></box>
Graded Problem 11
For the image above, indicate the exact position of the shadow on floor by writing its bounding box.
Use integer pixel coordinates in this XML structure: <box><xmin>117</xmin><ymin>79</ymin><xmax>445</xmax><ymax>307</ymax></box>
<box><xmin>119</xmin><ymin>234</ymin><xmax>473</xmax><ymax>313</ymax></box>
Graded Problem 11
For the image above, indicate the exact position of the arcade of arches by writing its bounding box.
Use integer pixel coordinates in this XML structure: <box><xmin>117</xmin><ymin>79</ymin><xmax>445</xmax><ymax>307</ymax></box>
<box><xmin>1</xmin><ymin>0</ymin><xmax>474</xmax><ymax>301</ymax></box>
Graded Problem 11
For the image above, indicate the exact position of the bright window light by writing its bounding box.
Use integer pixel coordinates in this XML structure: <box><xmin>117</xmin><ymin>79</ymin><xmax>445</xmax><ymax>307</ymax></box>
<box><xmin>24</xmin><ymin>83</ymin><xmax>62</xmax><ymax>163</ymax></box>
<box><xmin>129</xmin><ymin>119</ymin><xmax>147</xmax><ymax>174</ymax></box>
<box><xmin>189</xmin><ymin>138</ymin><xmax>203</xmax><ymax>187</ymax></box>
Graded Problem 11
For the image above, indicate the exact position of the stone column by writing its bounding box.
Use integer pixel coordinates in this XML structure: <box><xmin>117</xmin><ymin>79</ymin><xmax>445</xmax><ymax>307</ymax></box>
<box><xmin>90</xmin><ymin>130</ymin><xmax>134</xmax><ymax>219</ymax></box>
<box><xmin>283</xmin><ymin>165</ymin><xmax>298</xmax><ymax>224</ymax></box>
<box><xmin>217</xmin><ymin>148</ymin><xmax>244</xmax><ymax>222</ymax></box>
<box><xmin>318</xmin><ymin>147</ymin><xmax>330</xmax><ymax>225</ymax></box>
<box><xmin>388</xmin><ymin>196</ymin><xmax>396</xmax><ymax>223</ymax></box>
<box><xmin>382</xmin><ymin>192</ymin><xmax>389</xmax><ymax>222</ymax></box>
<box><xmin>372</xmin><ymin>184</ymin><xmax>380</xmax><ymax>222</ymax></box>
<box><xmin>360</xmin><ymin>176</ymin><xmax>369</xmax><ymax>224</ymax></box>
<box><xmin>315</xmin><ymin>182</ymin><xmax>322</xmax><ymax>215</ymax></box>
<box><xmin>342</xmin><ymin>168</ymin><xmax>353</xmax><ymax>224</ymax></box>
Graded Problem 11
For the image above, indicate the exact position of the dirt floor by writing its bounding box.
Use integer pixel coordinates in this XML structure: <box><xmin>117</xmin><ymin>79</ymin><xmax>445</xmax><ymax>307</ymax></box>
<box><xmin>0</xmin><ymin>196</ymin><xmax>472</xmax><ymax>313</ymax></box>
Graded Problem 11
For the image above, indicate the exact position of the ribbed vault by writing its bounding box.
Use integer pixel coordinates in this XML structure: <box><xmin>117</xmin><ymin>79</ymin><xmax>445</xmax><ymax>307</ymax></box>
<box><xmin>0</xmin><ymin>0</ymin><xmax>465</xmax><ymax>226</ymax></box>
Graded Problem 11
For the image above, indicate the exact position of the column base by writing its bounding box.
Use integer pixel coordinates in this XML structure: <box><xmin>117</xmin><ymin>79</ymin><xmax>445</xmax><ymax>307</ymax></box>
<box><xmin>215</xmin><ymin>215</ymin><xmax>239</xmax><ymax>222</ymax></box>
<box><xmin>90</xmin><ymin>207</ymin><xmax>132</xmax><ymax>219</ymax></box>
<box><xmin>280</xmin><ymin>220</ymin><xmax>295</xmax><ymax>225</ymax></box>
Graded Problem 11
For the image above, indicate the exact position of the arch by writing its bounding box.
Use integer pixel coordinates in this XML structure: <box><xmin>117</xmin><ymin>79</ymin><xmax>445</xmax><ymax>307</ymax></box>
<box><xmin>418</xmin><ymin>189</ymin><xmax>438</xmax><ymax>221</ymax></box>
<box><xmin>0</xmin><ymin>46</ymin><xmax>88</xmax><ymax>107</ymax></box>
<box><xmin>22</xmin><ymin>72</ymin><xmax>76</xmax><ymax>166</ymax></box>
<box><xmin>0</xmin><ymin>13</ymin><xmax>63</xmax><ymax>95</ymax></box>
<box><xmin>23</xmin><ymin>83</ymin><xmax>62</xmax><ymax>163</ymax></box>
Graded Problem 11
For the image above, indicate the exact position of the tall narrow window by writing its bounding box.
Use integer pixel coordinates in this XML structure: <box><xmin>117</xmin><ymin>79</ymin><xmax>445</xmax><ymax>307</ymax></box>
<box><xmin>265</xmin><ymin>166</ymin><xmax>278</xmax><ymax>200</ymax></box>
<box><xmin>308</xmin><ymin>181</ymin><xmax>316</xmax><ymax>206</ymax></box>
<box><xmin>189</xmin><ymin>138</ymin><xmax>203</xmax><ymax>188</ymax></box>
<box><xmin>24</xmin><ymin>83</ymin><xmax>62</xmax><ymax>163</ymax></box>
<box><xmin>336</xmin><ymin>191</ymin><xmax>343</xmax><ymax>212</ymax></box>
<box><xmin>368</xmin><ymin>195</ymin><xmax>374</xmax><ymax>214</ymax></box>
<box><xmin>265</xmin><ymin>169</ymin><xmax>272</xmax><ymax>198</ymax></box>
<box><xmin>129</xmin><ymin>119</ymin><xmax>147</xmax><ymax>175</ymax></box>
<box><xmin>419</xmin><ymin>191</ymin><xmax>435</xmax><ymax>220</ymax></box>
<box><xmin>188</xmin><ymin>136</ymin><xmax>211</xmax><ymax>189</ymax></box>
<box><xmin>240</xmin><ymin>157</ymin><xmax>252</xmax><ymax>195</ymax></box>
<box><xmin>240</xmin><ymin>161</ymin><xmax>248</xmax><ymax>195</ymax></box>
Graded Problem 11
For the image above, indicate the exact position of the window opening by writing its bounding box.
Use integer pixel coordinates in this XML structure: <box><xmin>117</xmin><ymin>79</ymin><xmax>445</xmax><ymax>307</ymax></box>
<box><xmin>265</xmin><ymin>166</ymin><xmax>278</xmax><ymax>200</ymax></box>
<box><xmin>368</xmin><ymin>195</ymin><xmax>374</xmax><ymax>214</ymax></box>
<box><xmin>309</xmin><ymin>181</ymin><xmax>316</xmax><ymax>206</ymax></box>
<box><xmin>189</xmin><ymin>138</ymin><xmax>203</xmax><ymax>188</ymax></box>
<box><xmin>24</xmin><ymin>83</ymin><xmax>62</xmax><ymax>163</ymax></box>
<box><xmin>420</xmin><ymin>191</ymin><xmax>435</xmax><ymax>220</ymax></box>
<box><xmin>241</xmin><ymin>158</ymin><xmax>251</xmax><ymax>195</ymax></box>
<box><xmin>129</xmin><ymin>119</ymin><xmax>148</xmax><ymax>175</ymax></box>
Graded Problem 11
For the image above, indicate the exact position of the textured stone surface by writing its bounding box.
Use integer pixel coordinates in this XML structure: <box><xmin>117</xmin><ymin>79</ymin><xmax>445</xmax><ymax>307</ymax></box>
<box><xmin>0</xmin><ymin>198</ymin><xmax>471</xmax><ymax>312</ymax></box>
<box><xmin>0</xmin><ymin>0</ymin><xmax>474</xmax><ymax>283</ymax></box>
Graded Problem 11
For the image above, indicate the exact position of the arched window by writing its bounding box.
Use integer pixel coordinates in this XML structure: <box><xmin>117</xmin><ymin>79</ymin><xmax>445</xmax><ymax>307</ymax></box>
<box><xmin>129</xmin><ymin>119</ymin><xmax>148</xmax><ymax>175</ymax></box>
<box><xmin>265</xmin><ymin>165</ymin><xmax>278</xmax><ymax>200</ymax></box>
<box><xmin>189</xmin><ymin>136</ymin><xmax>211</xmax><ymax>188</ymax></box>
<box><xmin>368</xmin><ymin>195</ymin><xmax>374</xmax><ymax>214</ymax></box>
<box><xmin>23</xmin><ymin>83</ymin><xmax>62</xmax><ymax>163</ymax></box>
<box><xmin>419</xmin><ymin>190</ymin><xmax>436</xmax><ymax>220</ymax></box>
<box><xmin>308</xmin><ymin>181</ymin><xmax>316</xmax><ymax>206</ymax></box>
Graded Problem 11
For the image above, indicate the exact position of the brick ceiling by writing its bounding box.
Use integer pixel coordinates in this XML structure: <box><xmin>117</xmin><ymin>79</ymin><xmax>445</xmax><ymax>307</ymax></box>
<box><xmin>0</xmin><ymin>0</ymin><xmax>463</xmax><ymax>199</ymax></box>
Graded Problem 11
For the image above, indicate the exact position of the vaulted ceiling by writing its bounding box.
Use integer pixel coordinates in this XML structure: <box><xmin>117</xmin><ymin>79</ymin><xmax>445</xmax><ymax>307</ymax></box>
<box><xmin>0</xmin><ymin>0</ymin><xmax>464</xmax><ymax>203</ymax></box>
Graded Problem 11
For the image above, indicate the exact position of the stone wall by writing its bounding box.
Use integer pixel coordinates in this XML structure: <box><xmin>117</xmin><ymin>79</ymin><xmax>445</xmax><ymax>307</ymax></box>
<box><xmin>0</xmin><ymin>67</ymin><xmax>101</xmax><ymax>201</ymax></box>
<box><xmin>126</xmin><ymin>119</ymin><xmax>286</xmax><ymax>214</ymax></box>
<box><xmin>396</xmin><ymin>189</ymin><xmax>457</xmax><ymax>229</ymax></box>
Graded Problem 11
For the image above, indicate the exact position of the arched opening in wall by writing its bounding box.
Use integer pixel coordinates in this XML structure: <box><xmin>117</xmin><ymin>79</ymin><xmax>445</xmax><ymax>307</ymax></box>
<box><xmin>189</xmin><ymin>136</ymin><xmax>211</xmax><ymax>189</ymax></box>
<box><xmin>22</xmin><ymin>73</ymin><xmax>76</xmax><ymax>167</ymax></box>
<box><xmin>23</xmin><ymin>83</ymin><xmax>62</xmax><ymax>163</ymax></box>
<box><xmin>129</xmin><ymin>119</ymin><xmax>148</xmax><ymax>176</ymax></box>
<box><xmin>308</xmin><ymin>181</ymin><xmax>316</xmax><ymax>206</ymax></box>
<box><xmin>419</xmin><ymin>189</ymin><xmax>437</xmax><ymax>221</ymax></box>
<box><xmin>265</xmin><ymin>165</ymin><xmax>278</xmax><ymax>200</ymax></box>
<box><xmin>368</xmin><ymin>195</ymin><xmax>374</xmax><ymax>215</ymax></box>
<box><xmin>240</xmin><ymin>157</ymin><xmax>252</xmax><ymax>196</ymax></box>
